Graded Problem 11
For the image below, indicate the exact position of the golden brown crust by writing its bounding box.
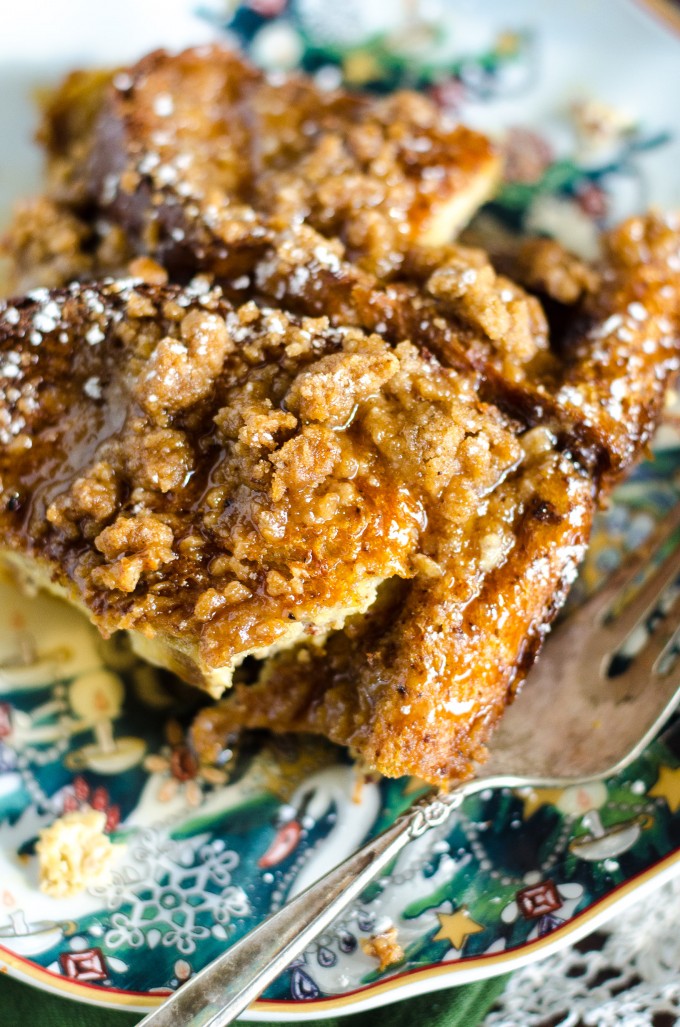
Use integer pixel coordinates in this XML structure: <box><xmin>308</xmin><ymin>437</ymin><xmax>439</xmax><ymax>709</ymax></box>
<box><xmin>228</xmin><ymin>215</ymin><xmax>680</xmax><ymax>486</ymax></box>
<box><xmin>2</xmin><ymin>215</ymin><xmax>680</xmax><ymax>778</ymax></box>
<box><xmin>553</xmin><ymin>215</ymin><xmax>680</xmax><ymax>485</ymax></box>
<box><xmin>193</xmin><ymin>434</ymin><xmax>593</xmax><ymax>782</ymax></box>
<box><xmin>30</xmin><ymin>46</ymin><xmax>500</xmax><ymax>280</ymax></box>
<box><xmin>0</xmin><ymin>278</ymin><xmax>523</xmax><ymax>702</ymax></box>
<box><xmin>0</xmin><ymin>274</ymin><xmax>598</xmax><ymax>781</ymax></box>
<box><xmin>491</xmin><ymin>236</ymin><xmax>600</xmax><ymax>305</ymax></box>
<box><xmin>468</xmin><ymin>215</ymin><xmax>680</xmax><ymax>487</ymax></box>
<box><xmin>185</xmin><ymin>214</ymin><xmax>680</xmax><ymax>780</ymax></box>
<box><xmin>3</xmin><ymin>46</ymin><xmax>680</xmax><ymax>783</ymax></box>
<box><xmin>10</xmin><ymin>49</ymin><xmax>679</xmax><ymax>488</ymax></box>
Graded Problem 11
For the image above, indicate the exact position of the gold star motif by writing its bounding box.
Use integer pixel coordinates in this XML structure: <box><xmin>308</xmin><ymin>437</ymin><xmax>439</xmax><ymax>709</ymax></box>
<box><xmin>649</xmin><ymin>764</ymin><xmax>680</xmax><ymax>814</ymax></box>
<box><xmin>515</xmin><ymin>786</ymin><xmax>563</xmax><ymax>819</ymax></box>
<box><xmin>433</xmin><ymin>907</ymin><xmax>484</xmax><ymax>951</ymax></box>
<box><xmin>342</xmin><ymin>51</ymin><xmax>382</xmax><ymax>86</ymax></box>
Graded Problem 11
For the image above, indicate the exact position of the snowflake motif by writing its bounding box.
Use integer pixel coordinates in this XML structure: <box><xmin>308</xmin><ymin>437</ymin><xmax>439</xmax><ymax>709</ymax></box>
<box><xmin>90</xmin><ymin>829</ymin><xmax>249</xmax><ymax>955</ymax></box>
<box><xmin>161</xmin><ymin>919</ymin><xmax>211</xmax><ymax>956</ymax></box>
<box><xmin>213</xmin><ymin>886</ymin><xmax>250</xmax><ymax>925</ymax></box>
<box><xmin>105</xmin><ymin>913</ymin><xmax>146</xmax><ymax>950</ymax></box>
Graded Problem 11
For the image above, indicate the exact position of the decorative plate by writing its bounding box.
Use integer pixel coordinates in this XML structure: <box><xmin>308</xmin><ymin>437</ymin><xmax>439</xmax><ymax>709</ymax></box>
<box><xmin>1</xmin><ymin>0</ymin><xmax>680</xmax><ymax>1019</ymax></box>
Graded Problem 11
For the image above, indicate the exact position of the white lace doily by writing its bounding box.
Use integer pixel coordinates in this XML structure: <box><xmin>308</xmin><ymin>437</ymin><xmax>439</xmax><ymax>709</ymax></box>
<box><xmin>484</xmin><ymin>872</ymin><xmax>680</xmax><ymax>1026</ymax></box>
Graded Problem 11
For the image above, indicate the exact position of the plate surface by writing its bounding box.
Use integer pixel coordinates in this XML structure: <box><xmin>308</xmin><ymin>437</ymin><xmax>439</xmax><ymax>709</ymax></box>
<box><xmin>1</xmin><ymin>0</ymin><xmax>680</xmax><ymax>1018</ymax></box>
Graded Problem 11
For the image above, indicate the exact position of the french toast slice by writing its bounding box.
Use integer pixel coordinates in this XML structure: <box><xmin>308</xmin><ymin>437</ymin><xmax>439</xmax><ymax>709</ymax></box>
<box><xmin>4</xmin><ymin>46</ymin><xmax>500</xmax><ymax>289</ymax></box>
<box><xmin>222</xmin><ymin>214</ymin><xmax>680</xmax><ymax>487</ymax></box>
<box><xmin>193</xmin><ymin>432</ymin><xmax>593</xmax><ymax>783</ymax></box>
<box><xmin>0</xmin><ymin>276</ymin><xmax>594</xmax><ymax>781</ymax></box>
<box><xmin>2</xmin><ymin>46</ymin><xmax>680</xmax><ymax>782</ymax></box>
<box><xmin>2</xmin><ymin>209</ymin><xmax>680</xmax><ymax>783</ymax></box>
<box><xmin>188</xmin><ymin>213</ymin><xmax>680</xmax><ymax>779</ymax></box>
<box><xmin>0</xmin><ymin>278</ymin><xmax>523</xmax><ymax>691</ymax></box>
<box><xmin>10</xmin><ymin>82</ymin><xmax>677</xmax><ymax>489</ymax></box>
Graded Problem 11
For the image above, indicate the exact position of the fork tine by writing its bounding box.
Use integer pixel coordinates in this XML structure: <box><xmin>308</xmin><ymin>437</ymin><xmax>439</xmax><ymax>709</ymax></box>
<box><xmin>607</xmin><ymin>613</ymin><xmax>680</xmax><ymax>702</ymax></box>
<box><xmin>656</xmin><ymin>632</ymin><xmax>680</xmax><ymax>679</ymax></box>
<box><xmin>522</xmin><ymin>502</ymin><xmax>680</xmax><ymax>697</ymax></box>
<box><xmin>484</xmin><ymin>502</ymin><xmax>680</xmax><ymax>783</ymax></box>
<box><xmin>600</xmin><ymin>517</ymin><xmax>680</xmax><ymax>647</ymax></box>
<box><xmin>569</xmin><ymin>501</ymin><xmax>680</xmax><ymax>640</ymax></box>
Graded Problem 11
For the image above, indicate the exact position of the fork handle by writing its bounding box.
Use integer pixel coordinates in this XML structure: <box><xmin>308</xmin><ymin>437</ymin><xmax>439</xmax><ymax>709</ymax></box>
<box><xmin>137</xmin><ymin>787</ymin><xmax>469</xmax><ymax>1027</ymax></box>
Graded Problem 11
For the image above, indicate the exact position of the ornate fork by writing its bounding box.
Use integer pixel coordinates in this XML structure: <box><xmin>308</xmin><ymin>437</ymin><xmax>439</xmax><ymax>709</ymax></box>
<box><xmin>138</xmin><ymin>504</ymin><xmax>680</xmax><ymax>1027</ymax></box>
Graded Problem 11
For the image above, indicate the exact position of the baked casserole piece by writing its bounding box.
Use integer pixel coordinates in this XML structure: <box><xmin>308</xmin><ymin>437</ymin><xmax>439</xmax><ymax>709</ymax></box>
<box><xmin>2</xmin><ymin>47</ymin><xmax>680</xmax><ymax>784</ymax></box>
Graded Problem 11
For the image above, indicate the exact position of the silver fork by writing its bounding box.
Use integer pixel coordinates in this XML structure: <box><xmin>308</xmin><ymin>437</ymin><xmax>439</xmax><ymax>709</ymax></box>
<box><xmin>138</xmin><ymin>503</ymin><xmax>680</xmax><ymax>1027</ymax></box>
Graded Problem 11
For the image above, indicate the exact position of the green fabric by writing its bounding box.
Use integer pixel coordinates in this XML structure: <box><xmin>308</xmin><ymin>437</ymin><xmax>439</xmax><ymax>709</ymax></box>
<box><xmin>0</xmin><ymin>973</ymin><xmax>509</xmax><ymax>1026</ymax></box>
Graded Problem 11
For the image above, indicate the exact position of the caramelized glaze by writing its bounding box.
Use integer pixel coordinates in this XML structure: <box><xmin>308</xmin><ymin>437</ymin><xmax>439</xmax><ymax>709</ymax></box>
<box><xmin>2</xmin><ymin>47</ymin><xmax>680</xmax><ymax>782</ymax></box>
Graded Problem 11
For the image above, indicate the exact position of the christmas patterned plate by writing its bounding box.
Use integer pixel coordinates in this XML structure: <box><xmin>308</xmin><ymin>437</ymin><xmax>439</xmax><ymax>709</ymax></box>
<box><xmin>2</xmin><ymin>0</ymin><xmax>680</xmax><ymax>1019</ymax></box>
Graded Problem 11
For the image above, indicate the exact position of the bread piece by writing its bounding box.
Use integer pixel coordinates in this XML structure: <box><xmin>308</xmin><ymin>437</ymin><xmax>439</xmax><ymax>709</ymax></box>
<box><xmin>2</xmin><ymin>43</ymin><xmax>679</xmax><ymax>782</ymax></box>
<box><xmin>189</xmin><ymin>213</ymin><xmax>680</xmax><ymax>779</ymax></box>
<box><xmin>13</xmin><ymin>81</ymin><xmax>676</xmax><ymax>487</ymax></box>
<box><xmin>459</xmin><ymin>215</ymin><xmax>680</xmax><ymax>486</ymax></box>
<box><xmin>2</xmin><ymin>207</ymin><xmax>679</xmax><ymax>780</ymax></box>
<box><xmin>6</xmin><ymin>46</ymin><xmax>499</xmax><ymax>288</ymax></box>
<box><xmin>0</xmin><ymin>278</ymin><xmax>527</xmax><ymax>710</ymax></box>
<box><xmin>0</xmin><ymin>276</ymin><xmax>597</xmax><ymax>781</ymax></box>
<box><xmin>234</xmin><ymin>215</ymin><xmax>680</xmax><ymax>487</ymax></box>
<box><xmin>193</xmin><ymin>430</ymin><xmax>593</xmax><ymax>783</ymax></box>
<box><xmin>21</xmin><ymin>50</ymin><xmax>676</xmax><ymax>486</ymax></box>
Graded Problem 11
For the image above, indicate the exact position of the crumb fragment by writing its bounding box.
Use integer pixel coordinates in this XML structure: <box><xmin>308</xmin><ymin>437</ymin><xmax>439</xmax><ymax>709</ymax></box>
<box><xmin>93</xmin><ymin>514</ymin><xmax>175</xmax><ymax>592</ymax></box>
<box><xmin>36</xmin><ymin>809</ymin><xmax>116</xmax><ymax>898</ymax></box>
<box><xmin>128</xmin><ymin>255</ymin><xmax>169</xmax><ymax>285</ymax></box>
<box><xmin>361</xmin><ymin>925</ymin><xmax>405</xmax><ymax>971</ymax></box>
